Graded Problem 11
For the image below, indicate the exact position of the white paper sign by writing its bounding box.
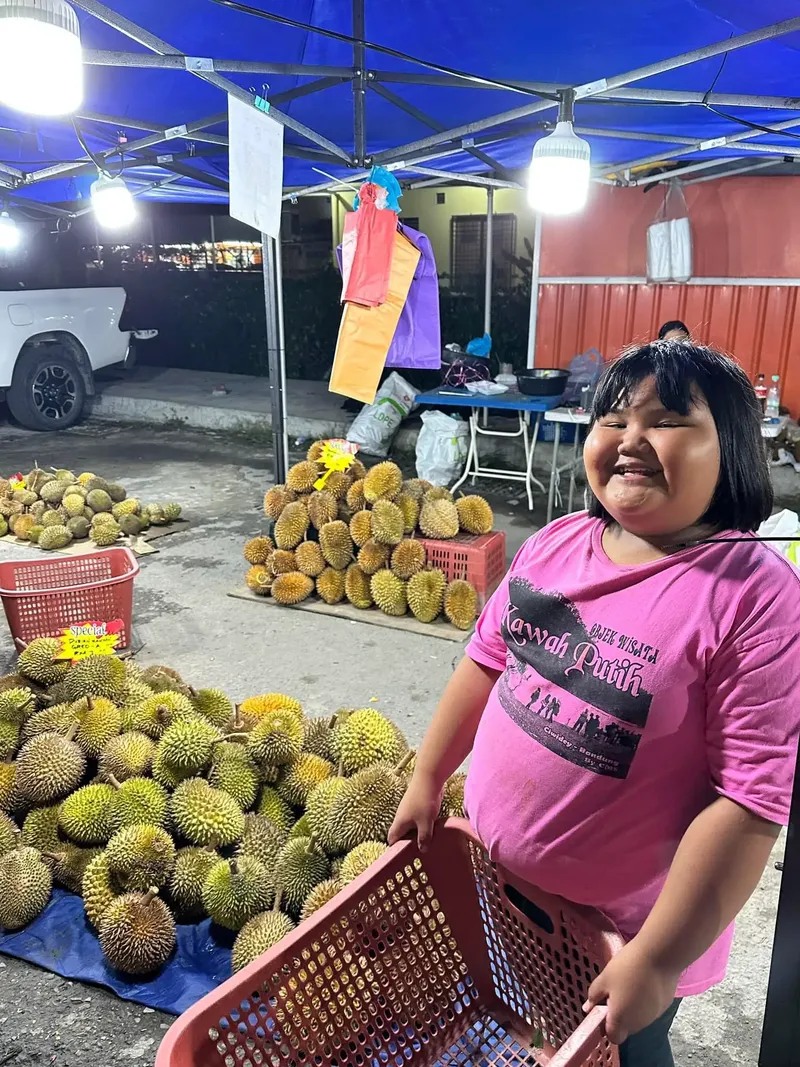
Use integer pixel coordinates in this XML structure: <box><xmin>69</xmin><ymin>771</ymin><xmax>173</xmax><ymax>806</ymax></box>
<box><xmin>228</xmin><ymin>94</ymin><xmax>284</xmax><ymax>238</ymax></box>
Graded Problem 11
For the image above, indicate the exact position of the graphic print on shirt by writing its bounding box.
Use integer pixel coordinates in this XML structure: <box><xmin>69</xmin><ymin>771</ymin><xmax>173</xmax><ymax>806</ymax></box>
<box><xmin>500</xmin><ymin>577</ymin><xmax>660</xmax><ymax>779</ymax></box>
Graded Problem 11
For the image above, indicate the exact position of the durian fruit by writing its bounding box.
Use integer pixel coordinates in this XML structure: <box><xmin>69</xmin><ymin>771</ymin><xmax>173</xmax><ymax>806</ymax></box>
<box><xmin>319</xmin><ymin>521</ymin><xmax>353</xmax><ymax>570</ymax></box>
<box><xmin>244</xmin><ymin>536</ymin><xmax>273</xmax><ymax>565</ymax></box>
<box><xmin>54</xmin><ymin>468</ymin><xmax>77</xmax><ymax>483</ymax></box>
<box><xmin>349</xmin><ymin>510</ymin><xmax>373</xmax><ymax>548</ymax></box>
<box><xmin>444</xmin><ymin>580</ymin><xmax>478</xmax><ymax>630</ymax></box>
<box><xmin>295</xmin><ymin>540</ymin><xmax>325</xmax><ymax>578</ymax></box>
<box><xmin>274</xmin><ymin>501</ymin><xmax>310</xmax><ymax>550</ymax></box>
<box><xmin>38</xmin><ymin>525</ymin><xmax>73</xmax><ymax>551</ymax></box>
<box><xmin>277</xmin><ymin>753</ymin><xmax>333</xmax><ymax>808</ymax></box>
<box><xmin>316</xmin><ymin>567</ymin><xmax>346</xmax><ymax>605</ymax></box>
<box><xmin>391</xmin><ymin>539</ymin><xmax>426</xmax><ymax>580</ymax></box>
<box><xmin>306</xmin><ymin>440</ymin><xmax>326</xmax><ymax>463</ymax></box>
<box><xmin>236</xmin><ymin>812</ymin><xmax>286</xmax><ymax>871</ymax></box>
<box><xmin>27</xmin><ymin>468</ymin><xmax>53</xmax><ymax>494</ymax></box>
<box><xmin>112</xmin><ymin>498</ymin><xmax>140</xmax><ymax>520</ymax></box>
<box><xmin>357</xmin><ymin>539</ymin><xmax>389</xmax><ymax>576</ymax></box>
<box><xmin>456</xmin><ymin>495</ymin><xmax>494</xmax><ymax>535</ymax></box>
<box><xmin>105</xmin><ymin>483</ymin><xmax>126</xmax><ymax>504</ymax></box>
<box><xmin>41</xmin><ymin>510</ymin><xmax>67</xmax><ymax>529</ymax></box>
<box><xmin>257</xmin><ymin>786</ymin><xmax>295</xmax><ymax>833</ymax></box>
<box><xmin>0</xmin><ymin>516</ymin><xmax>8</xmax><ymax>537</ymax></box>
<box><xmin>12</xmin><ymin>487</ymin><xmax>38</xmax><ymax>507</ymax></box>
<box><xmin>12</xmin><ymin>513</ymin><xmax>36</xmax><ymax>540</ymax></box>
<box><xmin>202</xmin><ymin>855</ymin><xmax>272</xmax><ymax>930</ymax></box>
<box><xmin>21</xmin><ymin>804</ymin><xmax>61</xmax><ymax>852</ymax></box>
<box><xmin>77</xmin><ymin>472</ymin><xmax>97</xmax><ymax>486</ymax></box>
<box><xmin>44</xmin><ymin>843</ymin><xmax>101</xmax><ymax>894</ymax></box>
<box><xmin>64</xmin><ymin>655</ymin><xmax>126</xmax><ymax>702</ymax></box>
<box><xmin>87</xmin><ymin>489</ymin><xmax>113</xmax><ymax>513</ymax></box>
<box><xmin>99</xmin><ymin>887</ymin><xmax>176</xmax><ymax>974</ymax></box>
<box><xmin>270</xmin><ymin>549</ymin><xmax>296</xmax><ymax>576</ymax></box>
<box><xmin>289</xmin><ymin>813</ymin><xmax>311</xmax><ymax>839</ymax></box>
<box><xmin>108</xmin><ymin>776</ymin><xmax>170</xmax><ymax>832</ymax></box>
<box><xmin>232</xmin><ymin>901</ymin><xmax>295</xmax><ymax>972</ymax></box>
<box><xmin>91</xmin><ymin>520</ymin><xmax>121</xmax><ymax>547</ymax></box>
<box><xmin>246</xmin><ymin>564</ymin><xmax>272</xmax><ymax>596</ymax></box>
<box><xmin>67</xmin><ymin>516</ymin><xmax>91</xmax><ymax>539</ymax></box>
<box><xmin>189</xmin><ymin>688</ymin><xmax>234</xmax><ymax>728</ymax></box>
<box><xmin>0</xmin><ymin>720</ymin><xmax>18</xmax><ymax>760</ymax></box>
<box><xmin>40</xmin><ymin>480</ymin><xmax>67</xmax><ymax>504</ymax></box>
<box><xmin>300</xmin><ymin>878</ymin><xmax>341</xmax><ymax>922</ymax></box>
<box><xmin>272</xmin><ymin>571</ymin><xmax>314</xmax><ymax>606</ymax></box>
<box><xmin>82</xmin><ymin>853</ymin><xmax>122</xmax><ymax>928</ymax></box>
<box><xmin>105</xmin><ymin>823</ymin><xmax>176</xmax><ymax>891</ymax></box>
<box><xmin>395</xmin><ymin>493</ymin><xmax>420</xmax><ymax>534</ymax></box>
<box><xmin>140</xmin><ymin>665</ymin><xmax>187</xmax><ymax>695</ymax></box>
<box><xmin>370</xmin><ymin>499</ymin><xmax>404</xmax><ymax>547</ymax></box>
<box><xmin>370</xmin><ymin>570</ymin><xmax>407</xmax><ymax>616</ymax></box>
<box><xmin>345</xmin><ymin>563</ymin><xmax>373</xmax><ymax>609</ymax></box>
<box><xmin>71</xmin><ymin>695</ymin><xmax>122</xmax><ymax>757</ymax></box>
<box><xmin>338</xmin><ymin>841</ymin><xmax>388</xmax><ymax>885</ymax></box>
<box><xmin>327</xmin><ymin>760</ymin><xmax>409</xmax><ymax>852</ymax></box>
<box><xmin>425</xmin><ymin>486</ymin><xmax>454</xmax><ymax>502</ymax></box>
<box><xmin>100</xmin><ymin>732</ymin><xmax>155</xmax><ymax>784</ymax></box>
<box><xmin>334</xmin><ymin>709</ymin><xmax>403</xmax><ymax>774</ymax></box>
<box><xmin>0</xmin><ymin>761</ymin><xmax>17</xmax><ymax>811</ymax></box>
<box><xmin>127</xmin><ymin>690</ymin><xmax>197</xmax><ymax>739</ymax></box>
<box><xmin>20</xmin><ymin>702</ymin><xmax>73</xmax><ymax>743</ymax></box>
<box><xmin>420</xmin><ymin>498</ymin><xmax>460</xmax><ymax>540</ymax></box>
<box><xmin>168</xmin><ymin>846</ymin><xmax>220</xmax><ymax>921</ymax></box>
<box><xmin>27</xmin><ymin>525</ymin><xmax>43</xmax><ymax>543</ymax></box>
<box><xmin>91</xmin><ymin>511</ymin><xmax>117</xmax><ymax>529</ymax></box>
<box><xmin>286</xmin><ymin>461</ymin><xmax>320</xmax><ymax>494</ymax></box>
<box><xmin>151</xmin><ymin>748</ymin><xmax>190</xmax><ymax>790</ymax></box>
<box><xmin>407</xmin><ymin>569</ymin><xmax>447</xmax><ymax>623</ymax></box>
<box><xmin>440</xmin><ymin>772</ymin><xmax>467</xmax><ymax>818</ymax></box>
<box><xmin>59</xmin><ymin>783</ymin><xmax>115</xmax><ymax>845</ymax></box>
<box><xmin>157</xmin><ymin>717</ymin><xmax>222</xmax><ymax>775</ymax></box>
<box><xmin>276</xmin><ymin>835</ymin><xmax>330</xmax><ymax>914</ymax></box>
<box><xmin>305</xmin><ymin>775</ymin><xmax>348</xmax><ymax>855</ymax></box>
<box><xmin>307</xmin><ymin>490</ymin><xmax>337</xmax><ymax>531</ymax></box>
<box><xmin>239</xmin><ymin>692</ymin><xmax>302</xmax><ymax>724</ymax></box>
<box><xmin>346</xmin><ymin>480</ymin><xmax>366</xmax><ymax>513</ymax></box>
<box><xmin>163</xmin><ymin>503</ymin><xmax>182</xmax><ymax>522</ymax></box>
<box><xmin>119</xmin><ymin>514</ymin><xmax>144</xmax><ymax>537</ymax></box>
<box><xmin>0</xmin><ymin>686</ymin><xmax>35</xmax><ymax>725</ymax></box>
<box><xmin>323</xmin><ymin>470</ymin><xmax>349</xmax><ymax>501</ymax></box>
<box><xmin>247</xmin><ymin>709</ymin><xmax>304</xmax><ymax>769</ymax></box>
<box><xmin>0</xmin><ymin>845</ymin><xmax>53</xmax><ymax>929</ymax></box>
<box><xmin>0</xmin><ymin>811</ymin><xmax>19</xmax><ymax>856</ymax></box>
<box><xmin>170</xmin><ymin>778</ymin><xmax>246</xmax><ymax>846</ymax></box>
<box><xmin>363</xmin><ymin>461</ymin><xmax>403</xmax><ymax>504</ymax></box>
<box><xmin>14</xmin><ymin>725</ymin><xmax>86</xmax><ymax>804</ymax></box>
<box><xmin>63</xmin><ymin>493</ymin><xmax>86</xmax><ymax>518</ymax></box>
<box><xmin>208</xmin><ymin>743</ymin><xmax>260</xmax><ymax>810</ymax></box>
<box><xmin>264</xmin><ymin>485</ymin><xmax>296</xmax><ymax>520</ymax></box>
<box><xmin>303</xmin><ymin>715</ymin><xmax>336</xmax><ymax>762</ymax></box>
<box><xmin>144</xmin><ymin>503</ymin><xmax>168</xmax><ymax>527</ymax></box>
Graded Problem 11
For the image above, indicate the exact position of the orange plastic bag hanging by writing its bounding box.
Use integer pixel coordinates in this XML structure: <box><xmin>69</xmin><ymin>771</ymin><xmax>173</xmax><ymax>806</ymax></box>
<box><xmin>342</xmin><ymin>183</ymin><xmax>398</xmax><ymax>307</ymax></box>
<box><xmin>330</xmin><ymin>230</ymin><xmax>421</xmax><ymax>404</ymax></box>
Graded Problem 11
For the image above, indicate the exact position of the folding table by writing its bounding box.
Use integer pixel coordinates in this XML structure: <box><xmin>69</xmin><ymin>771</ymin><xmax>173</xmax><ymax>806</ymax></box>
<box><xmin>543</xmin><ymin>407</ymin><xmax>592</xmax><ymax>523</ymax></box>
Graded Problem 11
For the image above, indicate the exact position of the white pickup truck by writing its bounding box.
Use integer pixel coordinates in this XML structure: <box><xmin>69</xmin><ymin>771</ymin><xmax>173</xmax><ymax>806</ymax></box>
<box><xmin>0</xmin><ymin>287</ymin><xmax>153</xmax><ymax>431</ymax></box>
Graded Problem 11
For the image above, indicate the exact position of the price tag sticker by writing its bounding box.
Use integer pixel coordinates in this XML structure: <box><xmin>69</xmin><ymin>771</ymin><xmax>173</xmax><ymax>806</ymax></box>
<box><xmin>56</xmin><ymin>620</ymin><xmax>124</xmax><ymax>663</ymax></box>
<box><xmin>313</xmin><ymin>440</ymin><xmax>359</xmax><ymax>491</ymax></box>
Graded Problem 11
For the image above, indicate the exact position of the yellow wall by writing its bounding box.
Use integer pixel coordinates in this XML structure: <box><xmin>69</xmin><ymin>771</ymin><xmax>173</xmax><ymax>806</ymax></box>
<box><xmin>330</xmin><ymin>186</ymin><xmax>536</xmax><ymax>282</ymax></box>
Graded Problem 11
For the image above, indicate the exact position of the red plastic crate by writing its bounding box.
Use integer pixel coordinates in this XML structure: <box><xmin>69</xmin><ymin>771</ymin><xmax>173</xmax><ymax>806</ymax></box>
<box><xmin>156</xmin><ymin>820</ymin><xmax>623</xmax><ymax>1067</ymax></box>
<box><xmin>0</xmin><ymin>547</ymin><xmax>139</xmax><ymax>648</ymax></box>
<box><xmin>418</xmin><ymin>530</ymin><xmax>507</xmax><ymax>607</ymax></box>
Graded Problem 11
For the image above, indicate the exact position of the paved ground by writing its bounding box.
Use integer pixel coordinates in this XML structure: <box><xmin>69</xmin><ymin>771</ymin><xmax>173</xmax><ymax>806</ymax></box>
<box><xmin>0</xmin><ymin>418</ymin><xmax>795</xmax><ymax>1066</ymax></box>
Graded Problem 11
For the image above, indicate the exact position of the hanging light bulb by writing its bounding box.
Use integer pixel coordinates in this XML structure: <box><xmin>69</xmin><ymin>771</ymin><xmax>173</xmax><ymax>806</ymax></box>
<box><xmin>91</xmin><ymin>174</ymin><xmax>136</xmax><ymax>229</ymax></box>
<box><xmin>0</xmin><ymin>0</ymin><xmax>83</xmax><ymax>116</ymax></box>
<box><xmin>0</xmin><ymin>210</ymin><xmax>19</xmax><ymax>250</ymax></box>
<box><xmin>528</xmin><ymin>90</ymin><xmax>591</xmax><ymax>216</ymax></box>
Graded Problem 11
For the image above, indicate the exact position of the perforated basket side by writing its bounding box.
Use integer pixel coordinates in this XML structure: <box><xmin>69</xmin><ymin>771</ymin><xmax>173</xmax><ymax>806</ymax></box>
<box><xmin>419</xmin><ymin>531</ymin><xmax>507</xmax><ymax>608</ymax></box>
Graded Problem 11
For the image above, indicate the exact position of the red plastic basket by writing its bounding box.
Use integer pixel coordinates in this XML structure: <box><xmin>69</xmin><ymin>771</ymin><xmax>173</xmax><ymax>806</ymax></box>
<box><xmin>156</xmin><ymin>820</ymin><xmax>623</xmax><ymax>1067</ymax></box>
<box><xmin>0</xmin><ymin>547</ymin><xmax>139</xmax><ymax>648</ymax></box>
<box><xmin>418</xmin><ymin>530</ymin><xmax>507</xmax><ymax>608</ymax></box>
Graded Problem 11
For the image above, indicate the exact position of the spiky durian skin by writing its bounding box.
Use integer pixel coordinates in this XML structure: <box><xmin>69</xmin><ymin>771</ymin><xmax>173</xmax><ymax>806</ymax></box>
<box><xmin>300</xmin><ymin>878</ymin><xmax>341</xmax><ymax>923</ymax></box>
<box><xmin>407</xmin><ymin>569</ymin><xmax>447</xmax><ymax>623</ymax></box>
<box><xmin>247</xmin><ymin>709</ymin><xmax>304</xmax><ymax>769</ymax></box>
<box><xmin>275</xmin><ymin>836</ymin><xmax>331</xmax><ymax>915</ymax></box>
<box><xmin>239</xmin><ymin>693</ymin><xmax>302</xmax><ymax>725</ymax></box>
<box><xmin>64</xmin><ymin>655</ymin><xmax>126</xmax><ymax>702</ymax></box>
<box><xmin>444</xmin><ymin>580</ymin><xmax>479</xmax><ymax>630</ymax></box>
<box><xmin>455</xmin><ymin>494</ymin><xmax>494</xmax><ymax>535</ymax></box>
<box><xmin>349</xmin><ymin>510</ymin><xmax>372</xmax><ymax>548</ymax></box>
<box><xmin>257</xmin><ymin>787</ymin><xmax>295</xmax><ymax>833</ymax></box>
<box><xmin>156</xmin><ymin>717</ymin><xmax>222</xmax><ymax>775</ymax></box>
<box><xmin>208</xmin><ymin>745</ymin><xmax>260</xmax><ymax>811</ymax></box>
<box><xmin>318</xmin><ymin>521</ymin><xmax>353</xmax><ymax>570</ymax></box>
<box><xmin>269</xmin><ymin>549</ymin><xmax>296</xmax><ymax>576</ymax></box>
<box><xmin>264</xmin><ymin>485</ymin><xmax>296</xmax><ymax>520</ymax></box>
<box><xmin>277</xmin><ymin>753</ymin><xmax>334</xmax><ymax>808</ymax></box>
<box><xmin>0</xmin><ymin>762</ymin><xmax>17</xmax><ymax>812</ymax></box>
<box><xmin>345</xmin><ymin>563</ymin><xmax>373</xmax><ymax>609</ymax></box>
<box><xmin>99</xmin><ymin>892</ymin><xmax>176</xmax><ymax>975</ymax></box>
<box><xmin>425</xmin><ymin>486</ymin><xmax>453</xmax><ymax>502</ymax></box>
<box><xmin>71</xmin><ymin>696</ymin><xmax>122</xmax><ymax>758</ymax></box>
<box><xmin>370</xmin><ymin>570</ymin><xmax>407</xmax><ymax>616</ymax></box>
<box><xmin>271</xmin><ymin>571</ymin><xmax>314</xmax><ymax>605</ymax></box>
<box><xmin>232</xmin><ymin>910</ymin><xmax>295</xmax><ymax>972</ymax></box>
<box><xmin>286</xmin><ymin>461</ymin><xmax>320</xmax><ymax>494</ymax></box>
<box><xmin>346</xmin><ymin>480</ymin><xmax>366</xmax><ymax>513</ymax></box>
<box><xmin>0</xmin><ymin>811</ymin><xmax>18</xmax><ymax>856</ymax></box>
<box><xmin>304</xmin><ymin>777</ymin><xmax>348</xmax><ymax>855</ymax></box>
<box><xmin>357</xmin><ymin>539</ymin><xmax>389</xmax><ymax>576</ymax></box>
<box><xmin>105</xmin><ymin>823</ymin><xmax>176</xmax><ymax>892</ymax></box>
<box><xmin>82</xmin><ymin>853</ymin><xmax>122</xmax><ymax>929</ymax></box>
<box><xmin>391</xmin><ymin>539</ymin><xmax>426</xmax><ymax>580</ymax></box>
<box><xmin>246</xmin><ymin>565</ymin><xmax>272</xmax><ymax>596</ymax></box>
<box><xmin>316</xmin><ymin>567</ymin><xmax>346</xmax><ymax>605</ymax></box>
<box><xmin>109</xmin><ymin>778</ymin><xmax>170</xmax><ymax>833</ymax></box>
<box><xmin>14</xmin><ymin>732</ymin><xmax>86</xmax><ymax>804</ymax></box>
<box><xmin>168</xmin><ymin>846</ymin><xmax>220</xmax><ymax>920</ymax></box>
<box><xmin>58</xmin><ymin>783</ymin><xmax>116</xmax><ymax>845</ymax></box>
<box><xmin>370</xmin><ymin>499</ymin><xmax>405</xmax><ymax>547</ymax></box>
<box><xmin>327</xmin><ymin>764</ymin><xmax>405</xmax><ymax>853</ymax></box>
<box><xmin>419</xmin><ymin>499</ymin><xmax>460</xmax><ymax>540</ymax></box>
<box><xmin>294</xmin><ymin>541</ymin><xmax>325</xmax><ymax>578</ymax></box>
<box><xmin>0</xmin><ymin>686</ymin><xmax>36</xmax><ymax>725</ymax></box>
<box><xmin>48</xmin><ymin>844</ymin><xmax>102</xmax><ymax>894</ymax></box>
<box><xmin>363</xmin><ymin>461</ymin><xmax>403</xmax><ymax>503</ymax></box>
<box><xmin>307</xmin><ymin>490</ymin><xmax>337</xmax><ymax>531</ymax></box>
<box><xmin>21</xmin><ymin>804</ymin><xmax>61</xmax><ymax>852</ymax></box>
<box><xmin>243</xmin><ymin>536</ymin><xmax>274</xmax><ymax>565</ymax></box>
<box><xmin>170</xmin><ymin>778</ymin><xmax>246</xmax><ymax>847</ymax></box>
<box><xmin>339</xmin><ymin>841</ymin><xmax>388</xmax><ymax>885</ymax></box>
<box><xmin>440</xmin><ymin>772</ymin><xmax>467</xmax><ymax>818</ymax></box>
<box><xmin>236</xmin><ymin>812</ymin><xmax>286</xmax><ymax>873</ymax></box>
<box><xmin>202</xmin><ymin>855</ymin><xmax>273</xmax><ymax>931</ymax></box>
<box><xmin>190</xmin><ymin>688</ymin><xmax>234</xmax><ymax>728</ymax></box>
<box><xmin>0</xmin><ymin>720</ymin><xmax>18</xmax><ymax>760</ymax></box>
<box><xmin>99</xmin><ymin>732</ymin><xmax>155</xmax><ymax>783</ymax></box>
<box><xmin>302</xmin><ymin>716</ymin><xmax>336</xmax><ymax>762</ymax></box>
<box><xmin>0</xmin><ymin>846</ymin><xmax>53</xmax><ymax>929</ymax></box>
<box><xmin>274</xmin><ymin>501</ymin><xmax>310</xmax><ymax>551</ymax></box>
<box><xmin>17</xmin><ymin>637</ymin><xmax>70</xmax><ymax>686</ymax></box>
<box><xmin>333</xmin><ymin>709</ymin><xmax>402</xmax><ymax>774</ymax></box>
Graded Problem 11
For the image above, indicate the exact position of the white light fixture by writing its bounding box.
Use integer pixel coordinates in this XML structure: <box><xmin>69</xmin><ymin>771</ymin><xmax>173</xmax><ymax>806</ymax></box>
<box><xmin>528</xmin><ymin>90</ymin><xmax>591</xmax><ymax>216</ymax></box>
<box><xmin>91</xmin><ymin>174</ymin><xmax>136</xmax><ymax>229</ymax></box>
<box><xmin>0</xmin><ymin>0</ymin><xmax>83</xmax><ymax>116</ymax></box>
<box><xmin>0</xmin><ymin>210</ymin><xmax>19</xmax><ymax>250</ymax></box>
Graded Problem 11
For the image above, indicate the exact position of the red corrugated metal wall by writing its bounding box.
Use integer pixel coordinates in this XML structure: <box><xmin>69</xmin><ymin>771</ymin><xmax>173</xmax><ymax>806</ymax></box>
<box><xmin>535</xmin><ymin>283</ymin><xmax>800</xmax><ymax>415</ymax></box>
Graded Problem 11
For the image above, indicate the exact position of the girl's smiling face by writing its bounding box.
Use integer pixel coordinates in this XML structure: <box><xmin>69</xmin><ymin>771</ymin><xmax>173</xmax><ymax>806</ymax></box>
<box><xmin>584</xmin><ymin>375</ymin><xmax>721</xmax><ymax>538</ymax></box>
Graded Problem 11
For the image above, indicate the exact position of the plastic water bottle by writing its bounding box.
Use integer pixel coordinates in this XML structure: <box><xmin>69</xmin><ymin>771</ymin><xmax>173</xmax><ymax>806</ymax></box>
<box><xmin>765</xmin><ymin>375</ymin><xmax>781</xmax><ymax>419</ymax></box>
<box><xmin>754</xmin><ymin>373</ymin><xmax>767</xmax><ymax>412</ymax></box>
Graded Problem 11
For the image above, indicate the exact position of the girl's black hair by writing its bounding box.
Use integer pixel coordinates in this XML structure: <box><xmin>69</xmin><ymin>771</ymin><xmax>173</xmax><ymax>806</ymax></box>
<box><xmin>658</xmin><ymin>319</ymin><xmax>689</xmax><ymax>339</ymax></box>
<box><xmin>586</xmin><ymin>341</ymin><xmax>773</xmax><ymax>532</ymax></box>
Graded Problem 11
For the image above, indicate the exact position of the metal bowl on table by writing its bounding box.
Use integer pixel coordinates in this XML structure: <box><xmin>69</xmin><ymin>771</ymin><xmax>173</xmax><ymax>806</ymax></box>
<box><xmin>515</xmin><ymin>368</ymin><xmax>570</xmax><ymax>398</ymax></box>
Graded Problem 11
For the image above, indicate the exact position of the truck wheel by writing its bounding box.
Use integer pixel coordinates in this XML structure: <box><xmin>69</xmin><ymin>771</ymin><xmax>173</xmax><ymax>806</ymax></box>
<box><xmin>6</xmin><ymin>345</ymin><xmax>88</xmax><ymax>431</ymax></box>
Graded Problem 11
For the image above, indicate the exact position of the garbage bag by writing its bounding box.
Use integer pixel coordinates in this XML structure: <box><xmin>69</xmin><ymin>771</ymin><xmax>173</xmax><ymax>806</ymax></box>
<box><xmin>416</xmin><ymin>409</ymin><xmax>469</xmax><ymax>486</ymax></box>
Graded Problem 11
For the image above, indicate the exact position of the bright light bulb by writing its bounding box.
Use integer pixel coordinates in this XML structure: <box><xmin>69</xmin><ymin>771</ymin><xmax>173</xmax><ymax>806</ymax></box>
<box><xmin>91</xmin><ymin>174</ymin><xmax>136</xmax><ymax>229</ymax></box>
<box><xmin>528</xmin><ymin>121</ymin><xmax>591</xmax><ymax>216</ymax></box>
<box><xmin>0</xmin><ymin>0</ymin><xmax>83</xmax><ymax>116</ymax></box>
<box><xmin>0</xmin><ymin>211</ymin><xmax>18</xmax><ymax>250</ymax></box>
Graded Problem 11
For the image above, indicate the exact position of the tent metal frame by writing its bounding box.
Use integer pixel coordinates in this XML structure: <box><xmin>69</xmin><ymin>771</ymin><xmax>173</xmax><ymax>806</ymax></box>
<box><xmin>0</xmin><ymin>3</ymin><xmax>798</xmax><ymax>1058</ymax></box>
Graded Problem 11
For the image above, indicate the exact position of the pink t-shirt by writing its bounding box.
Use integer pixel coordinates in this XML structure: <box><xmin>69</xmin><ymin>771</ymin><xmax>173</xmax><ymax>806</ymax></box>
<box><xmin>465</xmin><ymin>512</ymin><xmax>800</xmax><ymax>997</ymax></box>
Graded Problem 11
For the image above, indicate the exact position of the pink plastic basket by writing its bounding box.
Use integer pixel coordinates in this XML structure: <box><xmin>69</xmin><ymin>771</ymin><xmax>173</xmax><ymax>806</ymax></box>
<box><xmin>0</xmin><ymin>547</ymin><xmax>139</xmax><ymax>648</ymax></box>
<box><xmin>156</xmin><ymin>820</ymin><xmax>623</xmax><ymax>1067</ymax></box>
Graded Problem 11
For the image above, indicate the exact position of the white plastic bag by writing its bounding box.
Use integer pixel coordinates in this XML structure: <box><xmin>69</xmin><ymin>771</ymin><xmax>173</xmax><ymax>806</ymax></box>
<box><xmin>346</xmin><ymin>371</ymin><xmax>417</xmax><ymax>457</ymax></box>
<box><xmin>757</xmin><ymin>509</ymin><xmax>800</xmax><ymax>567</ymax></box>
<box><xmin>647</xmin><ymin>183</ymin><xmax>693</xmax><ymax>283</ymax></box>
<box><xmin>416</xmin><ymin>410</ymin><xmax>469</xmax><ymax>486</ymax></box>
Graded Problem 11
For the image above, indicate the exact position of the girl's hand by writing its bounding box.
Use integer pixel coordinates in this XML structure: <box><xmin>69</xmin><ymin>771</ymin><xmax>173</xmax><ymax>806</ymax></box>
<box><xmin>388</xmin><ymin>773</ymin><xmax>442</xmax><ymax>851</ymax></box>
<box><xmin>584</xmin><ymin>941</ymin><xmax>681</xmax><ymax>1046</ymax></box>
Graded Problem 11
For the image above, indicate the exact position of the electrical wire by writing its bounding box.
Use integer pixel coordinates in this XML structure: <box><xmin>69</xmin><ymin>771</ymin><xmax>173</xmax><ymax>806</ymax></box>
<box><xmin>702</xmin><ymin>49</ymin><xmax>800</xmax><ymax>142</ymax></box>
<box><xmin>71</xmin><ymin>118</ymin><xmax>126</xmax><ymax>179</ymax></box>
<box><xmin>208</xmin><ymin>0</ymin><xmax>559</xmax><ymax>100</ymax></box>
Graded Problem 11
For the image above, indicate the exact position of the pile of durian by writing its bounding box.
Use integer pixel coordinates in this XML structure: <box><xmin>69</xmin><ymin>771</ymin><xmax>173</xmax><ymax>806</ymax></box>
<box><xmin>0</xmin><ymin>640</ymin><xmax>463</xmax><ymax>978</ymax></box>
<box><xmin>0</xmin><ymin>468</ymin><xmax>182</xmax><ymax>550</ymax></box>
<box><xmin>244</xmin><ymin>447</ymin><xmax>494</xmax><ymax>629</ymax></box>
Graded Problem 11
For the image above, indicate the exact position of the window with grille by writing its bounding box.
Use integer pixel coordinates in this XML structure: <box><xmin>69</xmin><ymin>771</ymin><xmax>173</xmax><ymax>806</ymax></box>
<box><xmin>399</xmin><ymin>216</ymin><xmax>420</xmax><ymax>231</ymax></box>
<box><xmin>450</xmin><ymin>213</ymin><xmax>517</xmax><ymax>290</ymax></box>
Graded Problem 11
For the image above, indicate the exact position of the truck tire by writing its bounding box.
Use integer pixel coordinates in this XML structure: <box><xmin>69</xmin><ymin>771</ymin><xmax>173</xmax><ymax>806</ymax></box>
<box><xmin>6</xmin><ymin>344</ymin><xmax>88</xmax><ymax>431</ymax></box>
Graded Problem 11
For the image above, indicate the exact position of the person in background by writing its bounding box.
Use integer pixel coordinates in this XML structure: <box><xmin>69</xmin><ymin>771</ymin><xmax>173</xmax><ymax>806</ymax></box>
<box><xmin>658</xmin><ymin>320</ymin><xmax>690</xmax><ymax>341</ymax></box>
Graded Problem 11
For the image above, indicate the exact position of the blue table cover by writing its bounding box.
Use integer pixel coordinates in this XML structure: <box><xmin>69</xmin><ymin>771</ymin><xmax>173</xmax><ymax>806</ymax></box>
<box><xmin>416</xmin><ymin>387</ymin><xmax>562</xmax><ymax>412</ymax></box>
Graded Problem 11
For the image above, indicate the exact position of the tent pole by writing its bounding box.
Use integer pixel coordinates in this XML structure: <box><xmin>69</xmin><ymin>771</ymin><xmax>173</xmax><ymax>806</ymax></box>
<box><xmin>352</xmin><ymin>0</ymin><xmax>367</xmax><ymax>166</ymax></box>
<box><xmin>262</xmin><ymin>234</ymin><xmax>288</xmax><ymax>484</ymax></box>
<box><xmin>274</xmin><ymin>234</ymin><xmax>290</xmax><ymax>476</ymax></box>
<box><xmin>526</xmin><ymin>213</ymin><xmax>542</xmax><ymax>370</ymax></box>
<box><xmin>484</xmin><ymin>187</ymin><xmax>494</xmax><ymax>337</ymax></box>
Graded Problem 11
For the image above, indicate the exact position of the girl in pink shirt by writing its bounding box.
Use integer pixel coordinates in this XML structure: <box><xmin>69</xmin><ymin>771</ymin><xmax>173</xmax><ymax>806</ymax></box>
<box><xmin>390</xmin><ymin>341</ymin><xmax>800</xmax><ymax>1067</ymax></box>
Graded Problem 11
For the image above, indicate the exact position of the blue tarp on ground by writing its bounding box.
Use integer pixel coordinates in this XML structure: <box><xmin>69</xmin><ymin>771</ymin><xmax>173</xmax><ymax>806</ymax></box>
<box><xmin>1</xmin><ymin>1</ymin><xmax>800</xmax><ymax>202</ymax></box>
<box><xmin>0</xmin><ymin>888</ymin><xmax>232</xmax><ymax>1015</ymax></box>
